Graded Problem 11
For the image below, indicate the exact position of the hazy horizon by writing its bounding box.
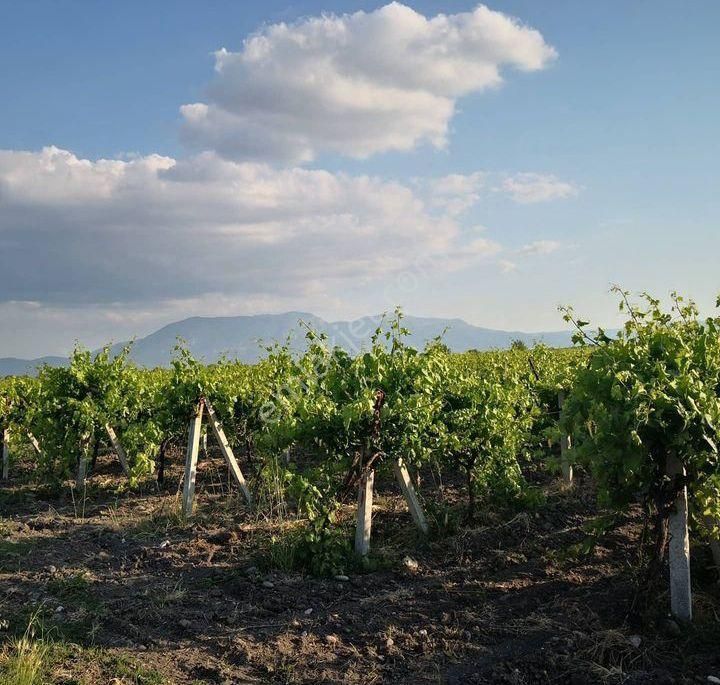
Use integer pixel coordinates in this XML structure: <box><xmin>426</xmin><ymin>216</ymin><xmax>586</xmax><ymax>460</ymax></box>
<box><xmin>2</xmin><ymin>309</ymin><xmax>581</xmax><ymax>360</ymax></box>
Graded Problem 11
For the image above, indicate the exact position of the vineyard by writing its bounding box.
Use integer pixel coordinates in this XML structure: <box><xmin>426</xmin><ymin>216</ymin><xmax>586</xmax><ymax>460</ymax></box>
<box><xmin>1</xmin><ymin>293</ymin><xmax>720</xmax><ymax>684</ymax></box>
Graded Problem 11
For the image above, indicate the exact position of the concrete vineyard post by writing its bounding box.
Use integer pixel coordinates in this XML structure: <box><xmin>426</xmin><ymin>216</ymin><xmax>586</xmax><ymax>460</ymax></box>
<box><xmin>558</xmin><ymin>391</ymin><xmax>573</xmax><ymax>485</ymax></box>
<box><xmin>182</xmin><ymin>401</ymin><xmax>204</xmax><ymax>518</ymax></box>
<box><xmin>667</xmin><ymin>454</ymin><xmax>692</xmax><ymax>622</ymax></box>
<box><xmin>393</xmin><ymin>458</ymin><xmax>428</xmax><ymax>534</ymax></box>
<box><xmin>203</xmin><ymin>398</ymin><xmax>253</xmax><ymax>507</ymax></box>
<box><xmin>105</xmin><ymin>424</ymin><xmax>130</xmax><ymax>476</ymax></box>
<box><xmin>2</xmin><ymin>428</ymin><xmax>9</xmax><ymax>480</ymax></box>
<box><xmin>354</xmin><ymin>468</ymin><xmax>375</xmax><ymax>557</ymax></box>
<box><xmin>27</xmin><ymin>432</ymin><xmax>42</xmax><ymax>456</ymax></box>
<box><xmin>76</xmin><ymin>440</ymin><xmax>90</xmax><ymax>489</ymax></box>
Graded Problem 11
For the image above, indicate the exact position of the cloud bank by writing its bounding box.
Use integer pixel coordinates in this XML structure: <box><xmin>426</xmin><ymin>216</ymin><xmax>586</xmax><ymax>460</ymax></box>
<box><xmin>0</xmin><ymin>147</ymin><xmax>502</xmax><ymax>308</ymax></box>
<box><xmin>180</xmin><ymin>3</ymin><xmax>556</xmax><ymax>163</ymax></box>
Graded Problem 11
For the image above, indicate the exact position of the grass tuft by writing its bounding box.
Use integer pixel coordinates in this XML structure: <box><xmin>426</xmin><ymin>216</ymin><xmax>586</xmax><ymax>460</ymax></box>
<box><xmin>0</xmin><ymin>615</ymin><xmax>48</xmax><ymax>685</ymax></box>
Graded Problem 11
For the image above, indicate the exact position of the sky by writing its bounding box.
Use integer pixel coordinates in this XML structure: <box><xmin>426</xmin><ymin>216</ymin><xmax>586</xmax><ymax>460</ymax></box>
<box><xmin>0</xmin><ymin>0</ymin><xmax>718</xmax><ymax>357</ymax></box>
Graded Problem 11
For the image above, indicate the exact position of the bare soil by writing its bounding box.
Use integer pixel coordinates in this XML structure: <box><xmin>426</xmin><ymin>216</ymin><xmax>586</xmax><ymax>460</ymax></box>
<box><xmin>1</xmin><ymin>450</ymin><xmax>719</xmax><ymax>684</ymax></box>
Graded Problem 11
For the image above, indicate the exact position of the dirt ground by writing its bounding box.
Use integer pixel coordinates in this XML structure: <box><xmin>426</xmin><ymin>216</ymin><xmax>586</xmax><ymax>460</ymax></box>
<box><xmin>1</xmin><ymin>449</ymin><xmax>719</xmax><ymax>685</ymax></box>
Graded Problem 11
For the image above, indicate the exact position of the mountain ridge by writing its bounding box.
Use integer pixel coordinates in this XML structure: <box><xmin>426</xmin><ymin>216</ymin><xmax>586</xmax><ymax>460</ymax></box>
<box><xmin>0</xmin><ymin>312</ymin><xmax>574</xmax><ymax>376</ymax></box>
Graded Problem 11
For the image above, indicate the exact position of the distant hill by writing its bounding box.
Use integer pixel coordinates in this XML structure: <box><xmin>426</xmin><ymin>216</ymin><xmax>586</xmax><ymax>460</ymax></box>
<box><xmin>0</xmin><ymin>356</ymin><xmax>68</xmax><ymax>377</ymax></box>
<box><xmin>0</xmin><ymin>312</ymin><xmax>574</xmax><ymax>376</ymax></box>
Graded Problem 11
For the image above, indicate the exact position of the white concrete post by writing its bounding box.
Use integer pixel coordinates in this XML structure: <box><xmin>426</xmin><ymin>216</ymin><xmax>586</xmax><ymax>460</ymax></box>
<box><xmin>2</xmin><ymin>428</ymin><xmax>9</xmax><ymax>480</ymax></box>
<box><xmin>27</xmin><ymin>432</ymin><xmax>42</xmax><ymax>456</ymax></box>
<box><xmin>76</xmin><ymin>439</ymin><xmax>91</xmax><ymax>488</ymax></box>
<box><xmin>667</xmin><ymin>454</ymin><xmax>692</xmax><ymax>622</ymax></box>
<box><xmin>181</xmin><ymin>401</ymin><xmax>204</xmax><ymax>517</ymax></box>
<box><xmin>558</xmin><ymin>391</ymin><xmax>573</xmax><ymax>484</ymax></box>
<box><xmin>393</xmin><ymin>458</ymin><xmax>428</xmax><ymax>534</ymax></box>
<box><xmin>203</xmin><ymin>399</ymin><xmax>253</xmax><ymax>506</ymax></box>
<box><xmin>354</xmin><ymin>468</ymin><xmax>375</xmax><ymax>557</ymax></box>
<box><xmin>105</xmin><ymin>424</ymin><xmax>130</xmax><ymax>476</ymax></box>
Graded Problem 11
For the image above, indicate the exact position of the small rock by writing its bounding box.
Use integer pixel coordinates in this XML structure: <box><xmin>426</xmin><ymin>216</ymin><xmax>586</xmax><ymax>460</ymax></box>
<box><xmin>418</xmin><ymin>629</ymin><xmax>428</xmax><ymax>638</ymax></box>
<box><xmin>207</xmin><ymin>530</ymin><xmax>232</xmax><ymax>545</ymax></box>
<box><xmin>334</xmin><ymin>575</ymin><xmax>349</xmax><ymax>582</ymax></box>
<box><xmin>245</xmin><ymin>566</ymin><xmax>258</xmax><ymax>575</ymax></box>
<box><xmin>97</xmin><ymin>551</ymin><xmax>110</xmax><ymax>560</ymax></box>
<box><xmin>707</xmin><ymin>677</ymin><xmax>720</xmax><ymax>684</ymax></box>
<box><xmin>47</xmin><ymin>565</ymin><xmax>57</xmax><ymax>574</ymax></box>
<box><xmin>179</xmin><ymin>619</ymin><xmax>191</xmax><ymax>629</ymax></box>
<box><xmin>262</xmin><ymin>580</ymin><xmax>275</xmax><ymax>589</ymax></box>
<box><xmin>158</xmin><ymin>539</ymin><xmax>171</xmax><ymax>549</ymax></box>
<box><xmin>304</xmin><ymin>608</ymin><xmax>313</xmax><ymax>615</ymax></box>
<box><xmin>55</xmin><ymin>605</ymin><xmax>64</xmax><ymax>613</ymax></box>
<box><xmin>137</xmin><ymin>644</ymin><xmax>147</xmax><ymax>651</ymax></box>
<box><xmin>325</xmin><ymin>634</ymin><xmax>339</xmax><ymax>646</ymax></box>
<box><xmin>628</xmin><ymin>635</ymin><xmax>642</xmax><ymax>648</ymax></box>
<box><xmin>661</xmin><ymin>618</ymin><xmax>682</xmax><ymax>638</ymax></box>
<box><xmin>402</xmin><ymin>556</ymin><xmax>419</xmax><ymax>572</ymax></box>
<box><xmin>385</xmin><ymin>637</ymin><xmax>394</xmax><ymax>649</ymax></box>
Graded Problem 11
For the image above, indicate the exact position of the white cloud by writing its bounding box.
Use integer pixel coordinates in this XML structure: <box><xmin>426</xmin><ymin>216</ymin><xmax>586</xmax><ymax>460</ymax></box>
<box><xmin>422</xmin><ymin>170</ymin><xmax>577</xmax><ymax>213</ymax></box>
<box><xmin>0</xmin><ymin>146</ymin><xmax>504</xmax><ymax>315</ymax></box>
<box><xmin>180</xmin><ymin>3</ymin><xmax>556</xmax><ymax>163</ymax></box>
<box><xmin>426</xmin><ymin>172</ymin><xmax>486</xmax><ymax>216</ymax></box>
<box><xmin>517</xmin><ymin>239</ymin><xmax>562</xmax><ymax>256</ymax></box>
<box><xmin>500</xmin><ymin>173</ymin><xmax>578</xmax><ymax>204</ymax></box>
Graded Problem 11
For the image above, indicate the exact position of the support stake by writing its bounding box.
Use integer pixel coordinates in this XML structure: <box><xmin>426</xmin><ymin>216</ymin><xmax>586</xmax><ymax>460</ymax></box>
<box><xmin>667</xmin><ymin>454</ymin><xmax>692</xmax><ymax>622</ymax></box>
<box><xmin>354</xmin><ymin>468</ymin><xmax>375</xmax><ymax>557</ymax></box>
<box><xmin>204</xmin><ymin>399</ymin><xmax>253</xmax><ymax>506</ymax></box>
<box><xmin>393</xmin><ymin>458</ymin><xmax>428</xmax><ymax>534</ymax></box>
<box><xmin>77</xmin><ymin>440</ymin><xmax>90</xmax><ymax>489</ymax></box>
<box><xmin>182</xmin><ymin>401</ymin><xmax>204</xmax><ymax>517</ymax></box>
<box><xmin>558</xmin><ymin>391</ymin><xmax>573</xmax><ymax>485</ymax></box>
<box><xmin>105</xmin><ymin>424</ymin><xmax>130</xmax><ymax>476</ymax></box>
<box><xmin>27</xmin><ymin>432</ymin><xmax>42</xmax><ymax>456</ymax></box>
<box><xmin>2</xmin><ymin>428</ymin><xmax>9</xmax><ymax>480</ymax></box>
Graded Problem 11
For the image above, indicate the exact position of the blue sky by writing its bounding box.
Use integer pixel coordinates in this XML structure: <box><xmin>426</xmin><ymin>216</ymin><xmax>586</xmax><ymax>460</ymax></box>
<box><xmin>0</xmin><ymin>1</ymin><xmax>718</xmax><ymax>356</ymax></box>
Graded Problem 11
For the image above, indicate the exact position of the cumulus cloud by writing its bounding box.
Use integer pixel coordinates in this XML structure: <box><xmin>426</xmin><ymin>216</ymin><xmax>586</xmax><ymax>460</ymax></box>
<box><xmin>500</xmin><ymin>173</ymin><xmax>578</xmax><ymax>204</ymax></box>
<box><xmin>517</xmin><ymin>239</ymin><xmax>562</xmax><ymax>256</ymax></box>
<box><xmin>180</xmin><ymin>3</ymin><xmax>556</xmax><ymax>163</ymax></box>
<box><xmin>0</xmin><ymin>146</ymin><xmax>505</xmax><ymax>313</ymax></box>
<box><xmin>426</xmin><ymin>172</ymin><xmax>486</xmax><ymax>215</ymax></box>
<box><xmin>422</xmin><ymin>170</ymin><xmax>577</xmax><ymax>213</ymax></box>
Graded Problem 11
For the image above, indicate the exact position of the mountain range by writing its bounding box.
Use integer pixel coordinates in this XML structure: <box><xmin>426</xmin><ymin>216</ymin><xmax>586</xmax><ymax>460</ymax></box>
<box><xmin>0</xmin><ymin>312</ymin><xmax>574</xmax><ymax>376</ymax></box>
